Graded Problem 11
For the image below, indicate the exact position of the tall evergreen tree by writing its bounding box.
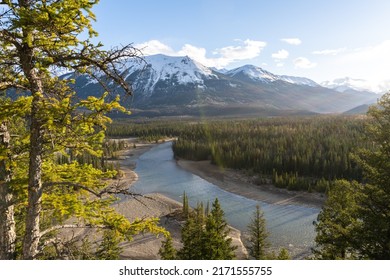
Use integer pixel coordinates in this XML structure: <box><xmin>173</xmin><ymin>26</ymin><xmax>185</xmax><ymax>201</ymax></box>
<box><xmin>314</xmin><ymin>92</ymin><xmax>390</xmax><ymax>259</ymax></box>
<box><xmin>352</xmin><ymin>92</ymin><xmax>390</xmax><ymax>259</ymax></box>
<box><xmin>247</xmin><ymin>204</ymin><xmax>269</xmax><ymax>260</ymax></box>
<box><xmin>313</xmin><ymin>180</ymin><xmax>360</xmax><ymax>259</ymax></box>
<box><xmin>182</xmin><ymin>191</ymin><xmax>189</xmax><ymax>218</ymax></box>
<box><xmin>0</xmin><ymin>0</ymin><xmax>165</xmax><ymax>259</ymax></box>
<box><xmin>158</xmin><ymin>235</ymin><xmax>177</xmax><ymax>260</ymax></box>
<box><xmin>202</xmin><ymin>198</ymin><xmax>236</xmax><ymax>260</ymax></box>
<box><xmin>96</xmin><ymin>230</ymin><xmax>122</xmax><ymax>260</ymax></box>
<box><xmin>178</xmin><ymin>203</ymin><xmax>205</xmax><ymax>259</ymax></box>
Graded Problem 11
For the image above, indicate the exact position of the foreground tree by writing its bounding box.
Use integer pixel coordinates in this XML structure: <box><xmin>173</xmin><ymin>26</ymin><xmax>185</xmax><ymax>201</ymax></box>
<box><xmin>247</xmin><ymin>204</ymin><xmax>269</xmax><ymax>260</ymax></box>
<box><xmin>314</xmin><ymin>92</ymin><xmax>390</xmax><ymax>259</ymax></box>
<box><xmin>313</xmin><ymin>180</ymin><xmax>361</xmax><ymax>259</ymax></box>
<box><xmin>177</xmin><ymin>198</ymin><xmax>236</xmax><ymax>260</ymax></box>
<box><xmin>178</xmin><ymin>203</ymin><xmax>205</xmax><ymax>259</ymax></box>
<box><xmin>352</xmin><ymin>92</ymin><xmax>390</xmax><ymax>259</ymax></box>
<box><xmin>202</xmin><ymin>198</ymin><xmax>236</xmax><ymax>260</ymax></box>
<box><xmin>0</xmin><ymin>0</ymin><xmax>164</xmax><ymax>259</ymax></box>
<box><xmin>158</xmin><ymin>235</ymin><xmax>177</xmax><ymax>260</ymax></box>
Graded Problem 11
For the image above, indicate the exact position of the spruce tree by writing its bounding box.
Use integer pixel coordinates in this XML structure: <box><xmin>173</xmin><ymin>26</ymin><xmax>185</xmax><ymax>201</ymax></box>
<box><xmin>182</xmin><ymin>191</ymin><xmax>189</xmax><ymax>218</ymax></box>
<box><xmin>159</xmin><ymin>235</ymin><xmax>177</xmax><ymax>260</ymax></box>
<box><xmin>96</xmin><ymin>230</ymin><xmax>122</xmax><ymax>260</ymax></box>
<box><xmin>351</xmin><ymin>92</ymin><xmax>390</xmax><ymax>259</ymax></box>
<box><xmin>313</xmin><ymin>180</ymin><xmax>360</xmax><ymax>259</ymax></box>
<box><xmin>314</xmin><ymin>92</ymin><xmax>390</xmax><ymax>259</ymax></box>
<box><xmin>202</xmin><ymin>198</ymin><xmax>236</xmax><ymax>260</ymax></box>
<box><xmin>0</xmin><ymin>0</ymin><xmax>165</xmax><ymax>259</ymax></box>
<box><xmin>178</xmin><ymin>203</ymin><xmax>205</xmax><ymax>259</ymax></box>
<box><xmin>247</xmin><ymin>204</ymin><xmax>269</xmax><ymax>260</ymax></box>
<box><xmin>277</xmin><ymin>248</ymin><xmax>291</xmax><ymax>260</ymax></box>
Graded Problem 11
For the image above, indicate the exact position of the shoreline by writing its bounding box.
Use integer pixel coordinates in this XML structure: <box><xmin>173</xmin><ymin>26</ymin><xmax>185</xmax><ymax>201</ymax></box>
<box><xmin>176</xmin><ymin>159</ymin><xmax>325</xmax><ymax>209</ymax></box>
<box><xmin>110</xmin><ymin>139</ymin><xmax>248</xmax><ymax>259</ymax></box>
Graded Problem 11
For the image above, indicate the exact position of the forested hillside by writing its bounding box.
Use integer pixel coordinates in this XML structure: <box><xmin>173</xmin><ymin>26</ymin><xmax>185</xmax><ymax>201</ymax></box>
<box><xmin>108</xmin><ymin>116</ymin><xmax>373</xmax><ymax>192</ymax></box>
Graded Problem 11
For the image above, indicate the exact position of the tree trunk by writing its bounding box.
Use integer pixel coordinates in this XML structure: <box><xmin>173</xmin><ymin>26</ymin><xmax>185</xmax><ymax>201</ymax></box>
<box><xmin>22</xmin><ymin>93</ymin><xmax>45</xmax><ymax>260</ymax></box>
<box><xmin>0</xmin><ymin>121</ymin><xmax>16</xmax><ymax>259</ymax></box>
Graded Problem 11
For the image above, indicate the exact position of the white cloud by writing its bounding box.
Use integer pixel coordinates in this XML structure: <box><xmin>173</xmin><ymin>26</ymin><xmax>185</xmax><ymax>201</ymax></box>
<box><xmin>216</xmin><ymin>39</ymin><xmax>266</xmax><ymax>61</ymax></box>
<box><xmin>338</xmin><ymin>40</ymin><xmax>390</xmax><ymax>83</ymax></box>
<box><xmin>135</xmin><ymin>39</ymin><xmax>266</xmax><ymax>69</ymax></box>
<box><xmin>281</xmin><ymin>38</ymin><xmax>302</xmax><ymax>45</ymax></box>
<box><xmin>272</xmin><ymin>49</ymin><xmax>289</xmax><ymax>60</ymax></box>
<box><xmin>294</xmin><ymin>57</ymin><xmax>317</xmax><ymax>69</ymax></box>
<box><xmin>276</xmin><ymin>62</ymin><xmax>284</xmax><ymax>67</ymax></box>
<box><xmin>312</xmin><ymin>48</ymin><xmax>346</xmax><ymax>56</ymax></box>
<box><xmin>135</xmin><ymin>40</ymin><xmax>175</xmax><ymax>56</ymax></box>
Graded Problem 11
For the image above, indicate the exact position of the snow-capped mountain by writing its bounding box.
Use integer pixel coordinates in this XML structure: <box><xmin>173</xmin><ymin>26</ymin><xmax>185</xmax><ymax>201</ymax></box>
<box><xmin>69</xmin><ymin>54</ymin><xmax>379</xmax><ymax>115</ymax></box>
<box><xmin>123</xmin><ymin>54</ymin><xmax>218</xmax><ymax>94</ymax></box>
<box><xmin>225</xmin><ymin>65</ymin><xmax>319</xmax><ymax>87</ymax></box>
<box><xmin>226</xmin><ymin>65</ymin><xmax>278</xmax><ymax>83</ymax></box>
<box><xmin>321</xmin><ymin>77</ymin><xmax>384</xmax><ymax>94</ymax></box>
<box><xmin>278</xmin><ymin>75</ymin><xmax>319</xmax><ymax>87</ymax></box>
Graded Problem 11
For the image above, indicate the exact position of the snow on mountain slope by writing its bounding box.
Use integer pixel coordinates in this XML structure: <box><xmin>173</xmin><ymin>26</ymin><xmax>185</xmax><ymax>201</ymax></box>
<box><xmin>226</xmin><ymin>65</ymin><xmax>278</xmax><ymax>83</ymax></box>
<box><xmin>226</xmin><ymin>65</ymin><xmax>319</xmax><ymax>86</ymax></box>
<box><xmin>123</xmin><ymin>54</ymin><xmax>218</xmax><ymax>92</ymax></box>
<box><xmin>279</xmin><ymin>75</ymin><xmax>319</xmax><ymax>87</ymax></box>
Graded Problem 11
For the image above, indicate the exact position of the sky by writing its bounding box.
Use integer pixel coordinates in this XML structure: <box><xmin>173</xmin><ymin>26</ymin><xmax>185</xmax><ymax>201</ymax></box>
<box><xmin>91</xmin><ymin>0</ymin><xmax>390</xmax><ymax>88</ymax></box>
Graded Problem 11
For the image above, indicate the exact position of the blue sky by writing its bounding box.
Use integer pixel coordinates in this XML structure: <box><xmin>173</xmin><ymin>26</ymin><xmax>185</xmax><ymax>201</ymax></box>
<box><xmin>91</xmin><ymin>0</ymin><xmax>390</xmax><ymax>87</ymax></box>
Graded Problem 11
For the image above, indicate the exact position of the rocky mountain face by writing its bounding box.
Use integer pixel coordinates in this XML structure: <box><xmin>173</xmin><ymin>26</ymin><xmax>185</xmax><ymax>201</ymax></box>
<box><xmin>68</xmin><ymin>54</ymin><xmax>380</xmax><ymax>116</ymax></box>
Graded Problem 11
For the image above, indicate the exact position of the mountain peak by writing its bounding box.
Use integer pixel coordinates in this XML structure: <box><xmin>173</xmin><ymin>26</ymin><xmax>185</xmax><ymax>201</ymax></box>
<box><xmin>226</xmin><ymin>65</ymin><xmax>277</xmax><ymax>83</ymax></box>
<box><xmin>226</xmin><ymin>64</ymin><xmax>319</xmax><ymax>86</ymax></box>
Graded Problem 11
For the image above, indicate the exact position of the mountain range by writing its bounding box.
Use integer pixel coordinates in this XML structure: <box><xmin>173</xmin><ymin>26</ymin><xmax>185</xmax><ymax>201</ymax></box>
<box><xmin>67</xmin><ymin>54</ymin><xmax>380</xmax><ymax>117</ymax></box>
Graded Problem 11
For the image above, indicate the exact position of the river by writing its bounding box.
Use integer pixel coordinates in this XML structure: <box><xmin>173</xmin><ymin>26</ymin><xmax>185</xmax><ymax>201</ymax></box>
<box><xmin>132</xmin><ymin>142</ymin><xmax>320</xmax><ymax>258</ymax></box>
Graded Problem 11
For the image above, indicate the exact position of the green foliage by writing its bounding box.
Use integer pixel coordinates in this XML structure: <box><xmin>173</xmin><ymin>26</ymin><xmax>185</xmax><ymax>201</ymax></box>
<box><xmin>247</xmin><ymin>205</ymin><xmax>269</xmax><ymax>260</ymax></box>
<box><xmin>158</xmin><ymin>235</ymin><xmax>177</xmax><ymax>260</ymax></box>
<box><xmin>171</xmin><ymin>116</ymin><xmax>370</xmax><ymax>192</ymax></box>
<box><xmin>0</xmin><ymin>0</ymin><xmax>163</xmax><ymax>259</ymax></box>
<box><xmin>96</xmin><ymin>230</ymin><xmax>122</xmax><ymax>260</ymax></box>
<box><xmin>107</xmin><ymin>116</ymin><xmax>370</xmax><ymax>192</ymax></box>
<box><xmin>202</xmin><ymin>198</ymin><xmax>236</xmax><ymax>260</ymax></box>
<box><xmin>276</xmin><ymin>248</ymin><xmax>291</xmax><ymax>260</ymax></box>
<box><xmin>178</xmin><ymin>203</ymin><xmax>206</xmax><ymax>259</ymax></box>
<box><xmin>182</xmin><ymin>191</ymin><xmax>189</xmax><ymax>218</ymax></box>
<box><xmin>314</xmin><ymin>92</ymin><xmax>390</xmax><ymax>259</ymax></box>
<box><xmin>313</xmin><ymin>180</ymin><xmax>361</xmax><ymax>259</ymax></box>
<box><xmin>178</xmin><ymin>198</ymin><xmax>236</xmax><ymax>260</ymax></box>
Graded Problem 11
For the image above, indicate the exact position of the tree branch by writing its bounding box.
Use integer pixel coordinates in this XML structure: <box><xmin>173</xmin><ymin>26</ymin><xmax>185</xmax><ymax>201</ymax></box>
<box><xmin>40</xmin><ymin>223</ymin><xmax>107</xmax><ymax>238</ymax></box>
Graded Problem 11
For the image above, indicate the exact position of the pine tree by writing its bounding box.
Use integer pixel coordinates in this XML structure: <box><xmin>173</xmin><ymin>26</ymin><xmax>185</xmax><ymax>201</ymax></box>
<box><xmin>277</xmin><ymin>248</ymin><xmax>291</xmax><ymax>260</ymax></box>
<box><xmin>202</xmin><ymin>198</ymin><xmax>236</xmax><ymax>260</ymax></box>
<box><xmin>0</xmin><ymin>0</ymin><xmax>165</xmax><ymax>259</ymax></box>
<box><xmin>351</xmin><ymin>92</ymin><xmax>390</xmax><ymax>259</ymax></box>
<box><xmin>314</xmin><ymin>93</ymin><xmax>390</xmax><ymax>259</ymax></box>
<box><xmin>96</xmin><ymin>230</ymin><xmax>122</xmax><ymax>260</ymax></box>
<box><xmin>313</xmin><ymin>180</ymin><xmax>360</xmax><ymax>259</ymax></box>
<box><xmin>158</xmin><ymin>235</ymin><xmax>177</xmax><ymax>260</ymax></box>
<box><xmin>178</xmin><ymin>203</ymin><xmax>205</xmax><ymax>259</ymax></box>
<box><xmin>247</xmin><ymin>204</ymin><xmax>269</xmax><ymax>260</ymax></box>
<box><xmin>182</xmin><ymin>191</ymin><xmax>189</xmax><ymax>218</ymax></box>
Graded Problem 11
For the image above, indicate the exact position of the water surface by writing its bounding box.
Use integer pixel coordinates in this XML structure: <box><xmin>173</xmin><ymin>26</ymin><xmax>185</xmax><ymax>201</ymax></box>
<box><xmin>133</xmin><ymin>142</ymin><xmax>319</xmax><ymax>258</ymax></box>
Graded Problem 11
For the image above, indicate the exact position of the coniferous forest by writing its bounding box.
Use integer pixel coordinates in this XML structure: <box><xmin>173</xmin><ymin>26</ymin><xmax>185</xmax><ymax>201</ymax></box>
<box><xmin>108</xmin><ymin>116</ymin><xmax>373</xmax><ymax>192</ymax></box>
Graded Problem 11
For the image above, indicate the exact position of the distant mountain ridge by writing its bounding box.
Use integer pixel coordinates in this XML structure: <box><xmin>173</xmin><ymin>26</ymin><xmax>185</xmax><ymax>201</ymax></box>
<box><xmin>67</xmin><ymin>54</ymin><xmax>380</xmax><ymax>116</ymax></box>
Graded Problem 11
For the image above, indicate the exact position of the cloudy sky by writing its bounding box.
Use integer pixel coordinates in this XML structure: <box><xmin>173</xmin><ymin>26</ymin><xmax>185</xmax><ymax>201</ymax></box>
<box><xmin>92</xmin><ymin>0</ymin><xmax>390</xmax><ymax>86</ymax></box>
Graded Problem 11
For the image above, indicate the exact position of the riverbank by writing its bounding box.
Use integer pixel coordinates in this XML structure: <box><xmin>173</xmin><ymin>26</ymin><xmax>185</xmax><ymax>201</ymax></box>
<box><xmin>177</xmin><ymin>159</ymin><xmax>325</xmax><ymax>209</ymax></box>
<box><xmin>111</xmin><ymin>139</ymin><xmax>248</xmax><ymax>259</ymax></box>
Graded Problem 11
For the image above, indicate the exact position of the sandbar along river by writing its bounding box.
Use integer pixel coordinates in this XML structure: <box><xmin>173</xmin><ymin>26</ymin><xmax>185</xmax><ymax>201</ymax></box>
<box><xmin>132</xmin><ymin>142</ymin><xmax>320</xmax><ymax>258</ymax></box>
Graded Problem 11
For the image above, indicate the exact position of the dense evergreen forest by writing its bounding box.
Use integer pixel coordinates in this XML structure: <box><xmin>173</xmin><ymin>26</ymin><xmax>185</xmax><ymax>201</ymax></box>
<box><xmin>107</xmin><ymin>116</ymin><xmax>373</xmax><ymax>192</ymax></box>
